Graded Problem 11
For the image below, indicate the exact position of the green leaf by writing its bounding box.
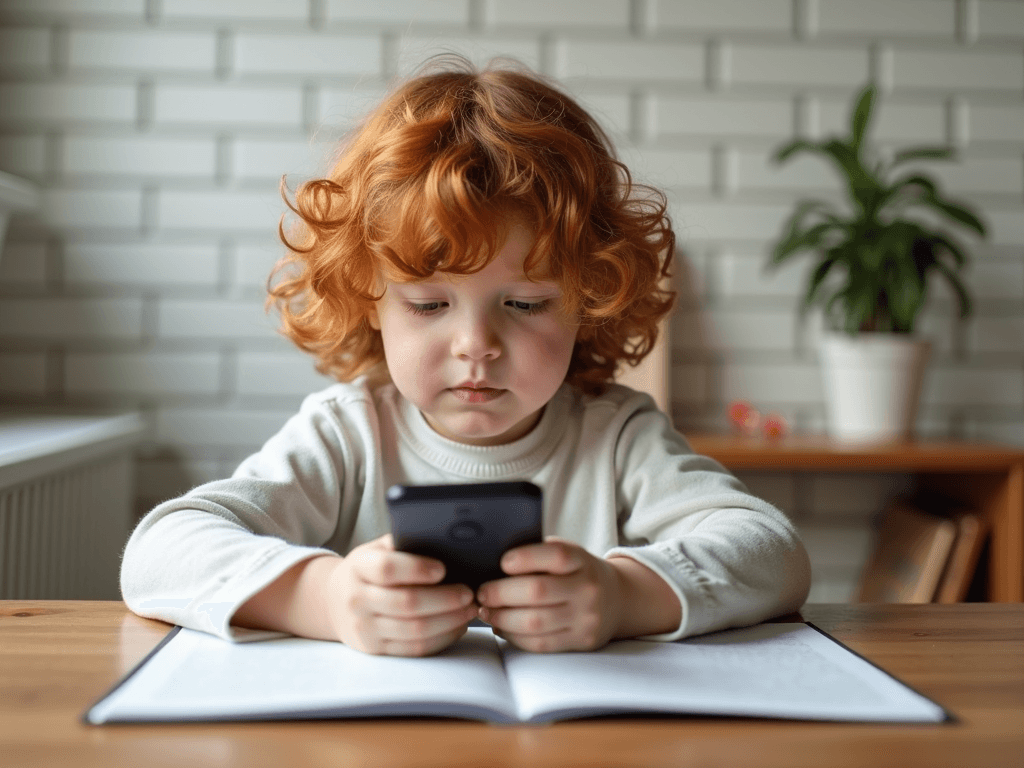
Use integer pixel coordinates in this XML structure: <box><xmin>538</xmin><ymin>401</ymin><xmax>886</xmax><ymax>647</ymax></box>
<box><xmin>932</xmin><ymin>259</ymin><xmax>973</xmax><ymax>319</ymax></box>
<box><xmin>890</xmin><ymin>146</ymin><xmax>955</xmax><ymax>167</ymax></box>
<box><xmin>931</xmin><ymin>231</ymin><xmax>969</xmax><ymax>268</ymax></box>
<box><xmin>773</xmin><ymin>139</ymin><xmax>819</xmax><ymax>164</ymax></box>
<box><xmin>850</xmin><ymin>84</ymin><xmax>876</xmax><ymax>152</ymax></box>
<box><xmin>922</xmin><ymin>196</ymin><xmax>987</xmax><ymax>237</ymax></box>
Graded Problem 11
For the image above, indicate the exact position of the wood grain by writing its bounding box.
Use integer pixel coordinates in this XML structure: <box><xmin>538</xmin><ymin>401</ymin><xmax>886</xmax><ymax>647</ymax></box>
<box><xmin>1</xmin><ymin>601</ymin><xmax>1022</xmax><ymax>768</ymax></box>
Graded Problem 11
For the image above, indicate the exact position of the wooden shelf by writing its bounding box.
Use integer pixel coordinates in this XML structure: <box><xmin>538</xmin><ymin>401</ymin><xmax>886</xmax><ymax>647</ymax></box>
<box><xmin>684</xmin><ymin>433</ymin><xmax>1024</xmax><ymax>603</ymax></box>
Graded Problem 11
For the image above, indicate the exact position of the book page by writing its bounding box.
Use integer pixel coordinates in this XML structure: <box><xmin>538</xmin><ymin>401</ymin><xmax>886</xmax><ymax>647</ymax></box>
<box><xmin>502</xmin><ymin>623</ymin><xmax>946</xmax><ymax>723</ymax></box>
<box><xmin>87</xmin><ymin>627</ymin><xmax>516</xmax><ymax>724</ymax></box>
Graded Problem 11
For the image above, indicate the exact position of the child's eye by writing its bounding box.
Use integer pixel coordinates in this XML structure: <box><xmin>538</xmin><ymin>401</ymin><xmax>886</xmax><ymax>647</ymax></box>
<box><xmin>506</xmin><ymin>299</ymin><xmax>551</xmax><ymax>315</ymax></box>
<box><xmin>405</xmin><ymin>301</ymin><xmax>446</xmax><ymax>316</ymax></box>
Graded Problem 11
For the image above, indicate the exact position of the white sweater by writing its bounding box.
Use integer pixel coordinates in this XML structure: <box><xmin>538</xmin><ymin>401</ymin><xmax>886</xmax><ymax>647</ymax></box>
<box><xmin>121</xmin><ymin>380</ymin><xmax>811</xmax><ymax>642</ymax></box>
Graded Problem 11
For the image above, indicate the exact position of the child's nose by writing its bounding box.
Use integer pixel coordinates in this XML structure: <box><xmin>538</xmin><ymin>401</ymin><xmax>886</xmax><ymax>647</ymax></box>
<box><xmin>452</xmin><ymin>315</ymin><xmax>501</xmax><ymax>360</ymax></box>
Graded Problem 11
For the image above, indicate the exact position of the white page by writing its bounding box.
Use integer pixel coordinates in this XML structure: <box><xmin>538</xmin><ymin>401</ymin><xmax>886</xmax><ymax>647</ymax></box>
<box><xmin>87</xmin><ymin>627</ymin><xmax>516</xmax><ymax>724</ymax></box>
<box><xmin>502</xmin><ymin>623</ymin><xmax>946</xmax><ymax>723</ymax></box>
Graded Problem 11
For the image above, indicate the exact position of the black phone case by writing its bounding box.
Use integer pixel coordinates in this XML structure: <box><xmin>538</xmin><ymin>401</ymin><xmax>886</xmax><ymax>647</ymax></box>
<box><xmin>386</xmin><ymin>481</ymin><xmax>543</xmax><ymax>591</ymax></box>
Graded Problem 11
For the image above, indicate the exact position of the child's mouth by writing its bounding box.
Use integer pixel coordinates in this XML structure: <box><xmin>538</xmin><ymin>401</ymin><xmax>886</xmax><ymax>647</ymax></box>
<box><xmin>450</xmin><ymin>387</ymin><xmax>505</xmax><ymax>403</ymax></box>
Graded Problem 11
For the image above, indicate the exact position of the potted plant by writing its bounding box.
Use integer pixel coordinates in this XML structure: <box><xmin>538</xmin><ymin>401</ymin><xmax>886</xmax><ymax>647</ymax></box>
<box><xmin>768</xmin><ymin>83</ymin><xmax>986</xmax><ymax>442</ymax></box>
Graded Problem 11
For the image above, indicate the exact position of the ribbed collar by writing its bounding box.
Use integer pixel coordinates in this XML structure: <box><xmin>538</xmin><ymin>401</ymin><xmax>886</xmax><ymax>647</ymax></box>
<box><xmin>384</xmin><ymin>383</ymin><xmax>571</xmax><ymax>479</ymax></box>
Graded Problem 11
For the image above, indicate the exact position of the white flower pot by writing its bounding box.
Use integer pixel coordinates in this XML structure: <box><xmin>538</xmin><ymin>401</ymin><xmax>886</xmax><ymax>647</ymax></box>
<box><xmin>819</xmin><ymin>333</ymin><xmax>931</xmax><ymax>443</ymax></box>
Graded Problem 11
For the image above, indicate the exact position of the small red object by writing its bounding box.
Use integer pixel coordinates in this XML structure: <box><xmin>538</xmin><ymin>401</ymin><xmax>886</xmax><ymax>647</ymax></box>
<box><xmin>728</xmin><ymin>401</ymin><xmax>761</xmax><ymax>435</ymax></box>
<box><xmin>763</xmin><ymin>413</ymin><xmax>788</xmax><ymax>440</ymax></box>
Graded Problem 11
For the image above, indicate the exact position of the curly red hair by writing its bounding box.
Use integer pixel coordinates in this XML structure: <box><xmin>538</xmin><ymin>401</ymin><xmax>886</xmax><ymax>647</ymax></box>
<box><xmin>269</xmin><ymin>57</ymin><xmax>675</xmax><ymax>394</ymax></box>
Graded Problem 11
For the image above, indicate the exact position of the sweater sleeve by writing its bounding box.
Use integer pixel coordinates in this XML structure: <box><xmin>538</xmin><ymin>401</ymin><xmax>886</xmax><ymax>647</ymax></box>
<box><xmin>604</xmin><ymin>403</ymin><xmax>811</xmax><ymax>641</ymax></box>
<box><xmin>120</xmin><ymin>388</ymin><xmax>371</xmax><ymax>641</ymax></box>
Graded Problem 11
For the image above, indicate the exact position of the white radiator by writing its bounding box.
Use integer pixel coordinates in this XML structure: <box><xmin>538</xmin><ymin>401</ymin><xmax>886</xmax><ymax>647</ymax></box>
<box><xmin>0</xmin><ymin>413</ymin><xmax>145</xmax><ymax>600</ymax></box>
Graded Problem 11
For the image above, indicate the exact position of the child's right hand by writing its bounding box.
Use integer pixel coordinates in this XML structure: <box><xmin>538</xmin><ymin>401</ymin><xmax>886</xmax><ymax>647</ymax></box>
<box><xmin>325</xmin><ymin>534</ymin><xmax>478</xmax><ymax>657</ymax></box>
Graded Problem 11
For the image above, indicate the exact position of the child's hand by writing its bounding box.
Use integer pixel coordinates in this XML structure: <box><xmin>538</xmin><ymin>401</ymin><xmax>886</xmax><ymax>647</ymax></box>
<box><xmin>327</xmin><ymin>535</ymin><xmax>478</xmax><ymax>657</ymax></box>
<box><xmin>475</xmin><ymin>538</ymin><xmax>627</xmax><ymax>653</ymax></box>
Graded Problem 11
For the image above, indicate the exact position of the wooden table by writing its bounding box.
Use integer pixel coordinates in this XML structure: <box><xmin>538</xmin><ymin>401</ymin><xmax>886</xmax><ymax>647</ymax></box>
<box><xmin>687</xmin><ymin>434</ymin><xmax>1024</xmax><ymax>602</ymax></box>
<box><xmin>1</xmin><ymin>601</ymin><xmax>1021</xmax><ymax>768</ymax></box>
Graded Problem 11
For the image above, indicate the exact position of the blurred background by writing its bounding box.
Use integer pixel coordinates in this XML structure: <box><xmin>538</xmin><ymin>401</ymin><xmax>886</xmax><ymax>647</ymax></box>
<box><xmin>0</xmin><ymin>0</ymin><xmax>1021</xmax><ymax>602</ymax></box>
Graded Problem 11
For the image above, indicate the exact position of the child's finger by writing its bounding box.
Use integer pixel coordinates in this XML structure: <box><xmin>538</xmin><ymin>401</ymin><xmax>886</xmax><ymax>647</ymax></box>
<box><xmin>373</xmin><ymin>604</ymin><xmax>478</xmax><ymax>643</ymax></box>
<box><xmin>500</xmin><ymin>539</ymin><xmax>582</xmax><ymax>577</ymax></box>
<box><xmin>351</xmin><ymin>546</ymin><xmax>446</xmax><ymax>586</ymax></box>
<box><xmin>367</xmin><ymin>582</ymin><xmax>475</xmax><ymax>618</ymax></box>
<box><xmin>376</xmin><ymin>625</ymin><xmax>470</xmax><ymax>658</ymax></box>
<box><xmin>476</xmin><ymin>573</ymin><xmax>571</xmax><ymax>608</ymax></box>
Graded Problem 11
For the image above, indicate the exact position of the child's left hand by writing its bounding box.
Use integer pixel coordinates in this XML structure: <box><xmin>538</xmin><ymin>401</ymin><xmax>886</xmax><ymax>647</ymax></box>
<box><xmin>475</xmin><ymin>537</ymin><xmax>626</xmax><ymax>653</ymax></box>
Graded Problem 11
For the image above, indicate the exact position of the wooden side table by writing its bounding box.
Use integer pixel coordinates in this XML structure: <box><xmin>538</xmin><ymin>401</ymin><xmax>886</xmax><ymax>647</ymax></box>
<box><xmin>685</xmin><ymin>434</ymin><xmax>1024</xmax><ymax>603</ymax></box>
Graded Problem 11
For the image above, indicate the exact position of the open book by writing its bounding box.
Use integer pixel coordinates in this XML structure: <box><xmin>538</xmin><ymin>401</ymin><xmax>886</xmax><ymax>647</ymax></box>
<box><xmin>85</xmin><ymin>623</ymin><xmax>947</xmax><ymax>725</ymax></box>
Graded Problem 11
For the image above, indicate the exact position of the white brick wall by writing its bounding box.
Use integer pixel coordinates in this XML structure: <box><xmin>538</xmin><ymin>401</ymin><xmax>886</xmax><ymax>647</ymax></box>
<box><xmin>1</xmin><ymin>0</ymin><xmax>1020</xmax><ymax>604</ymax></box>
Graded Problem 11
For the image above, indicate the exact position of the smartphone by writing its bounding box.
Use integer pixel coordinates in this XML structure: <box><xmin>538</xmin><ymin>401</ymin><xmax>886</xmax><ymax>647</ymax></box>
<box><xmin>386</xmin><ymin>481</ymin><xmax>543</xmax><ymax>591</ymax></box>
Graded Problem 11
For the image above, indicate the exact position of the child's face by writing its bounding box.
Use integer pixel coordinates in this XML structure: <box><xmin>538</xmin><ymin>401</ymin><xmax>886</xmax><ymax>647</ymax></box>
<box><xmin>369</xmin><ymin>222</ymin><xmax>579</xmax><ymax>446</ymax></box>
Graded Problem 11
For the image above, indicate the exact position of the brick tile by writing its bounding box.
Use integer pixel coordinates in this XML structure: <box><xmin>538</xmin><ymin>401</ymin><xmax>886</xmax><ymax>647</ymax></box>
<box><xmin>64</xmin><ymin>242</ymin><xmax>220</xmax><ymax>286</ymax></box>
<box><xmin>978</xmin><ymin>0</ymin><xmax>1024</xmax><ymax>40</ymax></box>
<box><xmin>69</xmin><ymin>30</ymin><xmax>216</xmax><ymax>73</ymax></box>
<box><xmin>0</xmin><ymin>27</ymin><xmax>51</xmax><ymax>71</ymax></box>
<box><xmin>817</xmin><ymin>99</ymin><xmax>945</xmax><ymax>143</ymax></box>
<box><xmin>161</xmin><ymin>0</ymin><xmax>308</xmax><ymax>21</ymax></box>
<box><xmin>969</xmin><ymin>260</ymin><xmax>1024</xmax><ymax>301</ymax></box>
<box><xmin>326</xmin><ymin>0</ymin><xmax>470</xmax><ymax>25</ymax></box>
<box><xmin>893</xmin><ymin>48</ymin><xmax>1024</xmax><ymax>91</ymax></box>
<box><xmin>156</xmin><ymin>406</ymin><xmax>295</xmax><ymax>448</ymax></box>
<box><xmin>0</xmin><ymin>353</ymin><xmax>46</xmax><ymax>395</ymax></box>
<box><xmin>736</xmin><ymin>149</ymin><xmax>836</xmax><ymax>191</ymax></box>
<box><xmin>721</xmin><ymin>361</ymin><xmax>822</xmax><ymax>404</ymax></box>
<box><xmin>488</xmin><ymin>0</ymin><xmax>629</xmax><ymax>28</ymax></box>
<box><xmin>153</xmin><ymin>85</ymin><xmax>303</xmax><ymax>128</ymax></box>
<box><xmin>157</xmin><ymin>298</ymin><xmax>277</xmax><ymax>339</ymax></box>
<box><xmin>654</xmin><ymin>95</ymin><xmax>793</xmax><ymax>139</ymax></box>
<box><xmin>157</xmin><ymin>190</ymin><xmax>286</xmax><ymax>232</ymax></box>
<box><xmin>557</xmin><ymin>39</ymin><xmax>703</xmax><ymax>82</ymax></box>
<box><xmin>672</xmin><ymin>201</ymin><xmax>794</xmax><ymax>241</ymax></box>
<box><xmin>64</xmin><ymin>136</ymin><xmax>217</xmax><ymax>178</ymax></box>
<box><xmin>571</xmin><ymin>92</ymin><xmax>632</xmax><ymax>138</ymax></box>
<box><xmin>66</xmin><ymin>352</ymin><xmax>221</xmax><ymax>395</ymax></box>
<box><xmin>923</xmin><ymin>365</ymin><xmax>1024</xmax><ymax>407</ymax></box>
<box><xmin>317</xmin><ymin>85</ymin><xmax>390</xmax><ymax>128</ymax></box>
<box><xmin>729</xmin><ymin>45</ymin><xmax>869</xmax><ymax>87</ymax></box>
<box><xmin>668</xmin><ymin>362</ymin><xmax>708</xmax><ymax>405</ymax></box>
<box><xmin>985</xmin><ymin>209</ymin><xmax>1024</xmax><ymax>246</ymax></box>
<box><xmin>0</xmin><ymin>83</ymin><xmax>136</xmax><ymax>125</ymax></box>
<box><xmin>0</xmin><ymin>133</ymin><xmax>46</xmax><ymax>178</ymax></box>
<box><xmin>235</xmin><ymin>244</ymin><xmax>285</xmax><ymax>289</ymax></box>
<box><xmin>41</xmin><ymin>188</ymin><xmax>143</xmax><ymax>229</ymax></box>
<box><xmin>654</xmin><ymin>0</ymin><xmax>791</xmax><ymax>32</ymax></box>
<box><xmin>717</xmin><ymin>249</ymin><xmax>803</xmax><ymax>299</ymax></box>
<box><xmin>236</xmin><ymin>352</ymin><xmax>335</xmax><ymax>396</ymax></box>
<box><xmin>966</xmin><ymin>416</ymin><xmax>1024</xmax><ymax>447</ymax></box>
<box><xmin>968</xmin><ymin>103</ymin><xmax>1024</xmax><ymax>143</ymax></box>
<box><xmin>0</xmin><ymin>0</ymin><xmax>145</xmax><ymax>17</ymax></box>
<box><xmin>707</xmin><ymin>306</ymin><xmax>796</xmax><ymax>352</ymax></box>
<box><xmin>0</xmin><ymin>241</ymin><xmax>47</xmax><ymax>286</ymax></box>
<box><xmin>136</xmin><ymin>457</ymin><xmax>226</xmax><ymax>499</ymax></box>
<box><xmin>235</xmin><ymin>33</ymin><xmax>381</xmax><ymax>77</ymax></box>
<box><xmin>928</xmin><ymin>155</ymin><xmax>1024</xmax><ymax>196</ymax></box>
<box><xmin>818</xmin><ymin>0</ymin><xmax>955</xmax><ymax>37</ymax></box>
<box><xmin>233</xmin><ymin>137</ymin><xmax>336</xmax><ymax>181</ymax></box>
<box><xmin>397</xmin><ymin>35</ymin><xmax>542</xmax><ymax>75</ymax></box>
<box><xmin>968</xmin><ymin>315</ymin><xmax>1024</xmax><ymax>353</ymax></box>
<box><xmin>620</xmin><ymin>146</ymin><xmax>712</xmax><ymax>190</ymax></box>
<box><xmin>0</xmin><ymin>297</ymin><xmax>144</xmax><ymax>339</ymax></box>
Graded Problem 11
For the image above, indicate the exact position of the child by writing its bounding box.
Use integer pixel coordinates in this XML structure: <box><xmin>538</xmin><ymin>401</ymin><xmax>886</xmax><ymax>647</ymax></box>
<box><xmin>121</xmin><ymin>58</ymin><xmax>810</xmax><ymax>657</ymax></box>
